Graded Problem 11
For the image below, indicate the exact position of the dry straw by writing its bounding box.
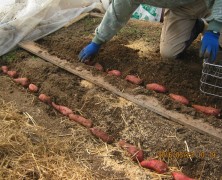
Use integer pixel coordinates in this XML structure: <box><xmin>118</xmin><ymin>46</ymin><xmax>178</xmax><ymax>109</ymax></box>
<box><xmin>0</xmin><ymin>98</ymin><xmax>179</xmax><ymax>180</ymax></box>
<box><xmin>0</xmin><ymin>99</ymin><xmax>94</xmax><ymax>180</ymax></box>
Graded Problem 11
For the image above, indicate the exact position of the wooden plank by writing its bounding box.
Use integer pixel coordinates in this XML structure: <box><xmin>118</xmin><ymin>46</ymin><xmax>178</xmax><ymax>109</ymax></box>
<box><xmin>64</xmin><ymin>13</ymin><xmax>89</xmax><ymax>28</ymax></box>
<box><xmin>19</xmin><ymin>41</ymin><xmax>222</xmax><ymax>142</ymax></box>
<box><xmin>89</xmin><ymin>12</ymin><xmax>104</xmax><ymax>18</ymax></box>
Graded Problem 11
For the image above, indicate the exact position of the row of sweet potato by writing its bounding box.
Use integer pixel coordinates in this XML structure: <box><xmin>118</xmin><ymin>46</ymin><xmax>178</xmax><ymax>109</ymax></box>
<box><xmin>1</xmin><ymin>65</ymin><xmax>196</xmax><ymax>179</ymax></box>
<box><xmin>93</xmin><ymin>63</ymin><xmax>221</xmax><ymax>117</ymax></box>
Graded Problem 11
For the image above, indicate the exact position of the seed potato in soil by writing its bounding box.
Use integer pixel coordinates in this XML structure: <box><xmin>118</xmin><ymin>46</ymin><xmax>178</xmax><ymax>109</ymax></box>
<box><xmin>0</xmin><ymin>18</ymin><xmax>222</xmax><ymax>180</ymax></box>
<box><xmin>36</xmin><ymin>16</ymin><xmax>222</xmax><ymax>128</ymax></box>
<box><xmin>0</xmin><ymin>51</ymin><xmax>221</xmax><ymax>179</ymax></box>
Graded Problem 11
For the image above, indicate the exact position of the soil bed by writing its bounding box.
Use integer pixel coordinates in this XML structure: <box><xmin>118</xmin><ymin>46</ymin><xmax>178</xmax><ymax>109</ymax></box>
<box><xmin>0</xmin><ymin>50</ymin><xmax>222</xmax><ymax>179</ymax></box>
<box><xmin>36</xmin><ymin>16</ymin><xmax>222</xmax><ymax>128</ymax></box>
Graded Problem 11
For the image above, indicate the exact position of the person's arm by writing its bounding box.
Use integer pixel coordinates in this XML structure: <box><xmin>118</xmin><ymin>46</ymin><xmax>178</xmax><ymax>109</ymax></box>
<box><xmin>200</xmin><ymin>0</ymin><xmax>222</xmax><ymax>62</ymax></box>
<box><xmin>92</xmin><ymin>0</ymin><xmax>139</xmax><ymax>44</ymax></box>
<box><xmin>79</xmin><ymin>0</ymin><xmax>138</xmax><ymax>62</ymax></box>
<box><xmin>206</xmin><ymin>0</ymin><xmax>222</xmax><ymax>32</ymax></box>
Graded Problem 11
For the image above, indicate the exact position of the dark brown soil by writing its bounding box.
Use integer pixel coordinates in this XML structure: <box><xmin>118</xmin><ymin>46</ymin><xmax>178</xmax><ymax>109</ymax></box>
<box><xmin>36</xmin><ymin>16</ymin><xmax>222</xmax><ymax>128</ymax></box>
<box><xmin>1</xmin><ymin>16</ymin><xmax>222</xmax><ymax>179</ymax></box>
<box><xmin>0</xmin><ymin>50</ymin><xmax>222</xmax><ymax>179</ymax></box>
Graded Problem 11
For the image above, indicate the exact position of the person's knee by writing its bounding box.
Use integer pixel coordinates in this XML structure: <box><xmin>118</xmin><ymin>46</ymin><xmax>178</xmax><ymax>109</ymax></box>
<box><xmin>160</xmin><ymin>46</ymin><xmax>177</xmax><ymax>60</ymax></box>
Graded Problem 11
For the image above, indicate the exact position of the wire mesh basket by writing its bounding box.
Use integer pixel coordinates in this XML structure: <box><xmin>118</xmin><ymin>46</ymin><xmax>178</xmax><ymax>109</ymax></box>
<box><xmin>200</xmin><ymin>60</ymin><xmax>222</xmax><ymax>98</ymax></box>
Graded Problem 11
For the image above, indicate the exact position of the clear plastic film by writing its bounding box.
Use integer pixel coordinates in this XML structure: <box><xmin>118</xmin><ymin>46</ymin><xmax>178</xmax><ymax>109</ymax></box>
<box><xmin>0</xmin><ymin>0</ymin><xmax>104</xmax><ymax>56</ymax></box>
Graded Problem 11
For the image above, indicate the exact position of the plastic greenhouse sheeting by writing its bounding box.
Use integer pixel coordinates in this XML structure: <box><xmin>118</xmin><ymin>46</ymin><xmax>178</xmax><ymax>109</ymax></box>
<box><xmin>0</xmin><ymin>0</ymin><xmax>105</xmax><ymax>56</ymax></box>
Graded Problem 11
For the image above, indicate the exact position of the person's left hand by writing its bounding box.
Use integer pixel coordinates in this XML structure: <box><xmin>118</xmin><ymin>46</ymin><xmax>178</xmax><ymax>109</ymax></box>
<box><xmin>78</xmin><ymin>42</ymin><xmax>101</xmax><ymax>62</ymax></box>
<box><xmin>200</xmin><ymin>31</ymin><xmax>220</xmax><ymax>63</ymax></box>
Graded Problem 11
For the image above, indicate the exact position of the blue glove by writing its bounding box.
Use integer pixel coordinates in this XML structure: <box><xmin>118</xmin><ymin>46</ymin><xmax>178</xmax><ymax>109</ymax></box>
<box><xmin>200</xmin><ymin>31</ymin><xmax>220</xmax><ymax>63</ymax></box>
<box><xmin>78</xmin><ymin>42</ymin><xmax>101</xmax><ymax>62</ymax></box>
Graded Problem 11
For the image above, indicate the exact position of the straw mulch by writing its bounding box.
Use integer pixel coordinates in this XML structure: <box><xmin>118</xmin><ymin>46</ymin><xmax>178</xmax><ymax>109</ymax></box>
<box><xmin>0</xmin><ymin>98</ymin><xmax>179</xmax><ymax>180</ymax></box>
<box><xmin>0</xmin><ymin>99</ymin><xmax>94</xmax><ymax>180</ymax></box>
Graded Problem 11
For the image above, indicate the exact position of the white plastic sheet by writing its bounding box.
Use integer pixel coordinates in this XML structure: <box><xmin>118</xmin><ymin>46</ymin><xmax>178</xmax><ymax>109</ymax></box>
<box><xmin>0</xmin><ymin>0</ymin><xmax>103</xmax><ymax>56</ymax></box>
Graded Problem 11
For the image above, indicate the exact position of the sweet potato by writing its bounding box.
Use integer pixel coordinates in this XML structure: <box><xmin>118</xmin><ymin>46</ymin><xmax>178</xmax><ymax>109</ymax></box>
<box><xmin>1</xmin><ymin>66</ymin><xmax>8</xmax><ymax>73</ymax></box>
<box><xmin>192</xmin><ymin>104</ymin><xmax>221</xmax><ymax>116</ymax></box>
<box><xmin>169</xmin><ymin>94</ymin><xmax>189</xmax><ymax>105</ymax></box>
<box><xmin>140</xmin><ymin>159</ymin><xmax>168</xmax><ymax>174</ymax></box>
<box><xmin>125</xmin><ymin>75</ymin><xmax>143</xmax><ymax>85</ymax></box>
<box><xmin>84</xmin><ymin>60</ymin><xmax>95</xmax><ymax>66</ymax></box>
<box><xmin>69</xmin><ymin>114</ymin><xmax>92</xmax><ymax>128</ymax></box>
<box><xmin>38</xmin><ymin>94</ymin><xmax>52</xmax><ymax>105</ymax></box>
<box><xmin>14</xmin><ymin>78</ymin><xmax>29</xmax><ymax>87</ymax></box>
<box><xmin>7</xmin><ymin>71</ymin><xmax>18</xmax><ymax>78</ymax></box>
<box><xmin>107</xmin><ymin>70</ymin><xmax>122</xmax><ymax>77</ymax></box>
<box><xmin>172</xmin><ymin>172</ymin><xmax>195</xmax><ymax>180</ymax></box>
<box><xmin>90</xmin><ymin>127</ymin><xmax>114</xmax><ymax>144</ymax></box>
<box><xmin>94</xmin><ymin>63</ymin><xmax>104</xmax><ymax>71</ymax></box>
<box><xmin>119</xmin><ymin>140</ymin><xmax>144</xmax><ymax>162</ymax></box>
<box><xmin>146</xmin><ymin>83</ymin><xmax>167</xmax><ymax>93</ymax></box>
<box><xmin>52</xmin><ymin>102</ymin><xmax>73</xmax><ymax>116</ymax></box>
<box><xmin>28</xmin><ymin>84</ymin><xmax>38</xmax><ymax>93</ymax></box>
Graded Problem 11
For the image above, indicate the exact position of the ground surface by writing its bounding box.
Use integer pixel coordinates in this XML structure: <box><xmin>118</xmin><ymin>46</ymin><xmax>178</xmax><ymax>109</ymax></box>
<box><xmin>37</xmin><ymin>16</ymin><xmax>222</xmax><ymax>128</ymax></box>
<box><xmin>0</xmin><ymin>16</ymin><xmax>222</xmax><ymax>179</ymax></box>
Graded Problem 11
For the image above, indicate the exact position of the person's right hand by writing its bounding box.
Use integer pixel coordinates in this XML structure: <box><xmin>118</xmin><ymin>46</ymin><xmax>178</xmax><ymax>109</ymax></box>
<box><xmin>200</xmin><ymin>31</ymin><xmax>220</xmax><ymax>63</ymax></box>
<box><xmin>78</xmin><ymin>42</ymin><xmax>101</xmax><ymax>62</ymax></box>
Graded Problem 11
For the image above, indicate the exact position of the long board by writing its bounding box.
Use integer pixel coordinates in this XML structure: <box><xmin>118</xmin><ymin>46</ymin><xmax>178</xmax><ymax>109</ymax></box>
<box><xmin>19</xmin><ymin>41</ymin><xmax>222</xmax><ymax>142</ymax></box>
